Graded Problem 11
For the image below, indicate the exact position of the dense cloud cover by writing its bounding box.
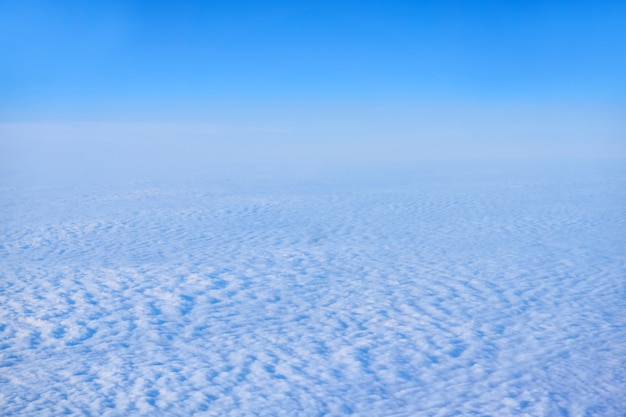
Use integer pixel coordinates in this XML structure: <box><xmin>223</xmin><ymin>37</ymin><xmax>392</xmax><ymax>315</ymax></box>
<box><xmin>2</xmin><ymin>164</ymin><xmax>625</xmax><ymax>415</ymax></box>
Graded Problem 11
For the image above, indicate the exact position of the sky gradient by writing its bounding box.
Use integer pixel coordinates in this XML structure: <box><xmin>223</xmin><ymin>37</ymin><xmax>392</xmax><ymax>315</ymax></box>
<box><xmin>1</xmin><ymin>0</ymin><xmax>625</xmax><ymax>179</ymax></box>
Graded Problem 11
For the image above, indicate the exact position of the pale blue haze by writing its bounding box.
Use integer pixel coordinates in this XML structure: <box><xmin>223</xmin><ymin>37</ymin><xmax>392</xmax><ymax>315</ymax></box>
<box><xmin>1</xmin><ymin>0</ymin><xmax>625</xmax><ymax>165</ymax></box>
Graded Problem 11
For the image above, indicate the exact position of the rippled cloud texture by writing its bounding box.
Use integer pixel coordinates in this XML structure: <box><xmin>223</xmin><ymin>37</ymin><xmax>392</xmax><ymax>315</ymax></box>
<box><xmin>1</xmin><ymin>1</ymin><xmax>626</xmax><ymax>416</ymax></box>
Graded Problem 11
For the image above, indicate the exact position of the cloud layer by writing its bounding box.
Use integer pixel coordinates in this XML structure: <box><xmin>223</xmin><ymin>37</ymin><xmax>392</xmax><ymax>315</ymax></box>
<box><xmin>2</xmin><ymin>166</ymin><xmax>625</xmax><ymax>415</ymax></box>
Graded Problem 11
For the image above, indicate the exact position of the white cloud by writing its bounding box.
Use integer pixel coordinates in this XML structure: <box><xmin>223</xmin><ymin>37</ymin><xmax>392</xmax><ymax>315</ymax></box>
<box><xmin>1</xmin><ymin>167</ymin><xmax>625</xmax><ymax>415</ymax></box>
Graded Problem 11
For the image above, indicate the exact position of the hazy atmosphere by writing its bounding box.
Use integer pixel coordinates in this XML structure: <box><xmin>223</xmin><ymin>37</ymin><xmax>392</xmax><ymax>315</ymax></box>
<box><xmin>2</xmin><ymin>0</ymin><xmax>625</xmax><ymax>178</ymax></box>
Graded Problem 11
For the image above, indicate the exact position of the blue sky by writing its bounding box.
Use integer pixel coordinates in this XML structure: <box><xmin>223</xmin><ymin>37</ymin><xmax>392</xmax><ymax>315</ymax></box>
<box><xmin>1</xmin><ymin>0</ymin><xmax>625</xmax><ymax>170</ymax></box>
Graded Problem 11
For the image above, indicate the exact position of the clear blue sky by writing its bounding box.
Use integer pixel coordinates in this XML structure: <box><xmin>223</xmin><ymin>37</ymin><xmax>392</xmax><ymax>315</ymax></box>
<box><xmin>1</xmin><ymin>0</ymin><xmax>625</xmax><ymax>169</ymax></box>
